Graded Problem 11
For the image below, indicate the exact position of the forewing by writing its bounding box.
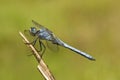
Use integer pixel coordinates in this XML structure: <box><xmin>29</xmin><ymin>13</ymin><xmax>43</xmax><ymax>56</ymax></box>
<box><xmin>32</xmin><ymin>20</ymin><xmax>46</xmax><ymax>29</ymax></box>
<box><xmin>32</xmin><ymin>20</ymin><xmax>55</xmax><ymax>38</ymax></box>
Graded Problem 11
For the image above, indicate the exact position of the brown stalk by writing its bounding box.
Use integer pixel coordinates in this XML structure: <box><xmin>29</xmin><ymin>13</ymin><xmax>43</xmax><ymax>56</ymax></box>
<box><xmin>19</xmin><ymin>31</ymin><xmax>55</xmax><ymax>80</ymax></box>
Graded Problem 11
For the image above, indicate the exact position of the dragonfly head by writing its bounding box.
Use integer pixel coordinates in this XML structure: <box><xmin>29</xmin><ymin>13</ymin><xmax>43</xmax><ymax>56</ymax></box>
<box><xmin>29</xmin><ymin>27</ymin><xmax>37</xmax><ymax>36</ymax></box>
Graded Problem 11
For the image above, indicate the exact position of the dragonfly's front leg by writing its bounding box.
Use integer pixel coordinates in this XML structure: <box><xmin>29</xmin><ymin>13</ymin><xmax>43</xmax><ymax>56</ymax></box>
<box><xmin>26</xmin><ymin>37</ymin><xmax>39</xmax><ymax>46</ymax></box>
<box><xmin>25</xmin><ymin>37</ymin><xmax>39</xmax><ymax>56</ymax></box>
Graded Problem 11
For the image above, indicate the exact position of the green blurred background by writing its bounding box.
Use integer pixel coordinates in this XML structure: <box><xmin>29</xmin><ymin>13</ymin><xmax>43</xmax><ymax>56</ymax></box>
<box><xmin>0</xmin><ymin>0</ymin><xmax>120</xmax><ymax>80</ymax></box>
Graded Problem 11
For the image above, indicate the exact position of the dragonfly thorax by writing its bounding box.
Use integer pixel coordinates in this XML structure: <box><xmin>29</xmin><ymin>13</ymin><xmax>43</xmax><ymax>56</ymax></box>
<box><xmin>38</xmin><ymin>29</ymin><xmax>53</xmax><ymax>41</ymax></box>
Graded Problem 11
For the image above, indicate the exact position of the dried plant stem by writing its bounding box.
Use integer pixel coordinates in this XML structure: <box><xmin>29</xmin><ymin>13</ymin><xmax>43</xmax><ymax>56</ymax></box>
<box><xmin>19</xmin><ymin>31</ymin><xmax>55</xmax><ymax>80</ymax></box>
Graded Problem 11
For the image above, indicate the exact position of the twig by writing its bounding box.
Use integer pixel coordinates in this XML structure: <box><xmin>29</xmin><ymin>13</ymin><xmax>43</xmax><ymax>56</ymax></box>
<box><xmin>19</xmin><ymin>31</ymin><xmax>55</xmax><ymax>80</ymax></box>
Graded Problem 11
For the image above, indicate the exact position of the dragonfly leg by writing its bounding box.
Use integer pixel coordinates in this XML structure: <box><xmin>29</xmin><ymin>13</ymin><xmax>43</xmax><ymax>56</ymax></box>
<box><xmin>25</xmin><ymin>37</ymin><xmax>39</xmax><ymax>56</ymax></box>
<box><xmin>41</xmin><ymin>41</ymin><xmax>46</xmax><ymax>56</ymax></box>
<box><xmin>38</xmin><ymin>39</ymin><xmax>46</xmax><ymax>57</ymax></box>
<box><xmin>38</xmin><ymin>39</ymin><xmax>42</xmax><ymax>52</ymax></box>
<box><xmin>26</xmin><ymin>37</ymin><xmax>39</xmax><ymax>46</ymax></box>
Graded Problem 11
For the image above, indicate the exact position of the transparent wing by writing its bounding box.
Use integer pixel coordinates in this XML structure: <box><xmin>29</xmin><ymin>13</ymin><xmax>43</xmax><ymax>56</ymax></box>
<box><xmin>46</xmin><ymin>40</ymin><xmax>59</xmax><ymax>52</ymax></box>
<box><xmin>32</xmin><ymin>20</ymin><xmax>45</xmax><ymax>29</ymax></box>
<box><xmin>32</xmin><ymin>20</ymin><xmax>53</xmax><ymax>35</ymax></box>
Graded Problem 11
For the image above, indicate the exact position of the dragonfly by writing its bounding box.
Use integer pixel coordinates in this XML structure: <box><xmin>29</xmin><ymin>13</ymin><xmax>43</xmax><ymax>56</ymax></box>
<box><xmin>27</xmin><ymin>20</ymin><xmax>95</xmax><ymax>61</ymax></box>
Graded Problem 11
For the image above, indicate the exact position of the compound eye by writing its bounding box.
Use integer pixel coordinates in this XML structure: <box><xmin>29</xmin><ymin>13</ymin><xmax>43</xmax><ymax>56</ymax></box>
<box><xmin>29</xmin><ymin>27</ymin><xmax>37</xmax><ymax>36</ymax></box>
<box><xmin>30</xmin><ymin>27</ymin><xmax>37</xmax><ymax>33</ymax></box>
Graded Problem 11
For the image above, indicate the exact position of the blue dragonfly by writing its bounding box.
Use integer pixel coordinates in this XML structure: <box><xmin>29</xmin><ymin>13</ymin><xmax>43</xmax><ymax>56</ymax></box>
<box><xmin>27</xmin><ymin>20</ymin><xmax>95</xmax><ymax>61</ymax></box>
